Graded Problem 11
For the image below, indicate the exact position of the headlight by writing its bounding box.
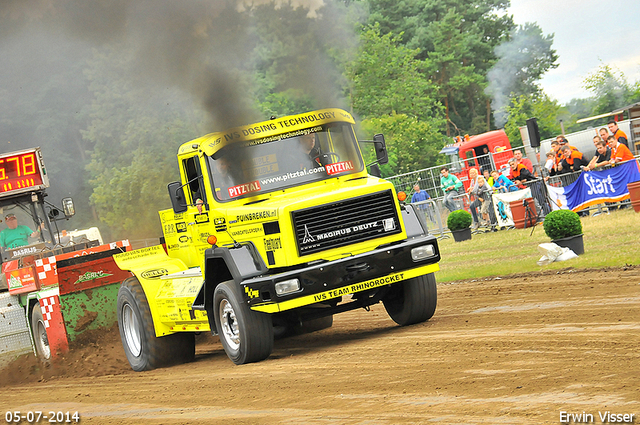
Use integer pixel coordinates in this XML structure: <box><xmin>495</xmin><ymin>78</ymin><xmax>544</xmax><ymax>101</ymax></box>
<box><xmin>411</xmin><ymin>245</ymin><xmax>435</xmax><ymax>261</ymax></box>
<box><xmin>275</xmin><ymin>278</ymin><xmax>301</xmax><ymax>296</ymax></box>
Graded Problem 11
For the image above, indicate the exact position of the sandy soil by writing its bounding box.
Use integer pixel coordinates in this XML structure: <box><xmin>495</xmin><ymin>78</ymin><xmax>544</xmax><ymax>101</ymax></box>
<box><xmin>1</xmin><ymin>266</ymin><xmax>639</xmax><ymax>424</ymax></box>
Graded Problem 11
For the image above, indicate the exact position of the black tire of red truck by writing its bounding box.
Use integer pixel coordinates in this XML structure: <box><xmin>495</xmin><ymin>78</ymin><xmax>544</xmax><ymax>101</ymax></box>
<box><xmin>382</xmin><ymin>272</ymin><xmax>437</xmax><ymax>326</ymax></box>
<box><xmin>117</xmin><ymin>277</ymin><xmax>195</xmax><ymax>371</ymax></box>
<box><xmin>213</xmin><ymin>281</ymin><xmax>274</xmax><ymax>365</ymax></box>
<box><xmin>31</xmin><ymin>303</ymin><xmax>51</xmax><ymax>361</ymax></box>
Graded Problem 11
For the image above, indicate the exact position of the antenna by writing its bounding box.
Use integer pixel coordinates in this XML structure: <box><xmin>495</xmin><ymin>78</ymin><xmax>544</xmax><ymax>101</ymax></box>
<box><xmin>225</xmin><ymin>229</ymin><xmax>242</xmax><ymax>249</ymax></box>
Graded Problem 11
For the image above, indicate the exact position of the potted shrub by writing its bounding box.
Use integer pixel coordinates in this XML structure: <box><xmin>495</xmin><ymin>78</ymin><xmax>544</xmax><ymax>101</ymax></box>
<box><xmin>542</xmin><ymin>209</ymin><xmax>584</xmax><ymax>255</ymax></box>
<box><xmin>447</xmin><ymin>210</ymin><xmax>472</xmax><ymax>242</ymax></box>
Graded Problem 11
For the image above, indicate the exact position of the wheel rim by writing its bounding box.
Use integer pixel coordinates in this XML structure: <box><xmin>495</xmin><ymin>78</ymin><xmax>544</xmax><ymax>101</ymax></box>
<box><xmin>36</xmin><ymin>319</ymin><xmax>51</xmax><ymax>359</ymax></box>
<box><xmin>219</xmin><ymin>299</ymin><xmax>240</xmax><ymax>350</ymax></box>
<box><xmin>122</xmin><ymin>303</ymin><xmax>142</xmax><ymax>357</ymax></box>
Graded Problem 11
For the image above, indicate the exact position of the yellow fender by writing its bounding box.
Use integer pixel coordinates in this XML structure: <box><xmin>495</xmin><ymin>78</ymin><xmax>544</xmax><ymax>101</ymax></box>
<box><xmin>114</xmin><ymin>246</ymin><xmax>209</xmax><ymax>336</ymax></box>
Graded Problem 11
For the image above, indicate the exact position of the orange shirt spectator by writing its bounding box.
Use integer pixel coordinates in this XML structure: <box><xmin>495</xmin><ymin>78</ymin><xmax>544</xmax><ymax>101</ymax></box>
<box><xmin>508</xmin><ymin>159</ymin><xmax>535</xmax><ymax>188</ymax></box>
<box><xmin>560</xmin><ymin>146</ymin><xmax>586</xmax><ymax>172</ymax></box>
<box><xmin>513</xmin><ymin>149</ymin><xmax>533</xmax><ymax>173</ymax></box>
<box><xmin>609</xmin><ymin>138</ymin><xmax>634</xmax><ymax>163</ymax></box>
<box><xmin>608</xmin><ymin>121</ymin><xmax>629</xmax><ymax>148</ymax></box>
<box><xmin>556</xmin><ymin>136</ymin><xmax>579</xmax><ymax>158</ymax></box>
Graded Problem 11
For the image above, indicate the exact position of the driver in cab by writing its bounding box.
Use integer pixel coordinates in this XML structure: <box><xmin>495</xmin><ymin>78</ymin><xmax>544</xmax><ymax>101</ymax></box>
<box><xmin>0</xmin><ymin>214</ymin><xmax>39</xmax><ymax>250</ymax></box>
<box><xmin>288</xmin><ymin>133</ymin><xmax>321</xmax><ymax>171</ymax></box>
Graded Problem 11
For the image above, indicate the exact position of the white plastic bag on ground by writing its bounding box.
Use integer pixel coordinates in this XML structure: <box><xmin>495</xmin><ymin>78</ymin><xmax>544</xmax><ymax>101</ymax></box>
<box><xmin>536</xmin><ymin>242</ymin><xmax>578</xmax><ymax>266</ymax></box>
<box><xmin>556</xmin><ymin>249</ymin><xmax>579</xmax><ymax>262</ymax></box>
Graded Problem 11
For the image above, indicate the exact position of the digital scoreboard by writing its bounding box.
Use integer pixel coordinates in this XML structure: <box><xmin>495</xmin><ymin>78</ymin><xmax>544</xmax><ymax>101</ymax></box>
<box><xmin>0</xmin><ymin>148</ymin><xmax>49</xmax><ymax>196</ymax></box>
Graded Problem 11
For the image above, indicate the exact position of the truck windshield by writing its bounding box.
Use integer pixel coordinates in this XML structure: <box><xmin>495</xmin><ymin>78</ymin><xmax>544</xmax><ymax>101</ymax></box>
<box><xmin>0</xmin><ymin>205</ymin><xmax>47</xmax><ymax>261</ymax></box>
<box><xmin>208</xmin><ymin>123</ymin><xmax>364</xmax><ymax>201</ymax></box>
<box><xmin>445</xmin><ymin>153</ymin><xmax>464</xmax><ymax>174</ymax></box>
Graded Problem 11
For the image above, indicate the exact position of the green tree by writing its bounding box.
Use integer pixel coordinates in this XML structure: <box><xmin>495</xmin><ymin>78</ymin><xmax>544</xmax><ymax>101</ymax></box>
<box><xmin>364</xmin><ymin>0</ymin><xmax>515</xmax><ymax>134</ymax></box>
<box><xmin>366</xmin><ymin>0</ymin><xmax>513</xmax><ymax>64</ymax></box>
<box><xmin>423</xmin><ymin>10</ymin><xmax>486</xmax><ymax>136</ymax></box>
<box><xmin>504</xmin><ymin>93</ymin><xmax>561</xmax><ymax>147</ymax></box>
<box><xmin>346</xmin><ymin>24</ymin><xmax>441</xmax><ymax>121</ymax></box>
<box><xmin>582</xmin><ymin>64</ymin><xmax>637</xmax><ymax>115</ymax></box>
<box><xmin>359</xmin><ymin>113</ymin><xmax>445</xmax><ymax>176</ymax></box>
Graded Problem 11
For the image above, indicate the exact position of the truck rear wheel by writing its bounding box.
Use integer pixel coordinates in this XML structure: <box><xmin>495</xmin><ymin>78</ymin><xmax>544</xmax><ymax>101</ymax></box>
<box><xmin>213</xmin><ymin>281</ymin><xmax>273</xmax><ymax>365</ymax></box>
<box><xmin>117</xmin><ymin>277</ymin><xmax>195</xmax><ymax>371</ymax></box>
<box><xmin>30</xmin><ymin>303</ymin><xmax>51</xmax><ymax>361</ymax></box>
<box><xmin>383</xmin><ymin>273</ymin><xmax>437</xmax><ymax>326</ymax></box>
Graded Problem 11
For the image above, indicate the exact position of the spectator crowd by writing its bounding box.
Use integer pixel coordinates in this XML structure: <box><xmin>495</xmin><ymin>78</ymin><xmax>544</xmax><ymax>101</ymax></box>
<box><xmin>408</xmin><ymin>119</ymin><xmax>638</xmax><ymax>231</ymax></box>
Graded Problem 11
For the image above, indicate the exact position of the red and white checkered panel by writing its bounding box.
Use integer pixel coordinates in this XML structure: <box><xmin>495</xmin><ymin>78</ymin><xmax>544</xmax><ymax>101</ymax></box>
<box><xmin>35</xmin><ymin>256</ymin><xmax>58</xmax><ymax>287</ymax></box>
<box><xmin>38</xmin><ymin>295</ymin><xmax>69</xmax><ymax>357</ymax></box>
<box><xmin>40</xmin><ymin>296</ymin><xmax>55</xmax><ymax>328</ymax></box>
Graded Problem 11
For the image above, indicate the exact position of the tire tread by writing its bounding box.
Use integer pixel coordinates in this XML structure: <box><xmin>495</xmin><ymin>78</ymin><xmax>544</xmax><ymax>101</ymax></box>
<box><xmin>118</xmin><ymin>277</ymin><xmax>195</xmax><ymax>371</ymax></box>
<box><xmin>383</xmin><ymin>273</ymin><xmax>437</xmax><ymax>326</ymax></box>
<box><xmin>213</xmin><ymin>281</ymin><xmax>273</xmax><ymax>365</ymax></box>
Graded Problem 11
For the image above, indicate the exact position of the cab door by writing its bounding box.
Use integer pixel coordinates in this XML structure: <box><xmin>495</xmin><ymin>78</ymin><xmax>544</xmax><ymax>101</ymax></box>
<box><xmin>179</xmin><ymin>156</ymin><xmax>214</xmax><ymax>267</ymax></box>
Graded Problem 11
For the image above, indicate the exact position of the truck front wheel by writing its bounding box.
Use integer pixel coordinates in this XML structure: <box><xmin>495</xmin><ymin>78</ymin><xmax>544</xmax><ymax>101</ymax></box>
<box><xmin>382</xmin><ymin>273</ymin><xmax>437</xmax><ymax>326</ymax></box>
<box><xmin>117</xmin><ymin>277</ymin><xmax>195</xmax><ymax>371</ymax></box>
<box><xmin>30</xmin><ymin>303</ymin><xmax>51</xmax><ymax>361</ymax></box>
<box><xmin>213</xmin><ymin>281</ymin><xmax>273</xmax><ymax>365</ymax></box>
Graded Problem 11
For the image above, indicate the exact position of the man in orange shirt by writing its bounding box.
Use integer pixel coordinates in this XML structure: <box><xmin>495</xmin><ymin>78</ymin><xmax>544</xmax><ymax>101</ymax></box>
<box><xmin>559</xmin><ymin>145</ymin><xmax>587</xmax><ymax>172</ymax></box>
<box><xmin>608</xmin><ymin>135</ymin><xmax>634</xmax><ymax>164</ymax></box>
<box><xmin>513</xmin><ymin>149</ymin><xmax>534</xmax><ymax>173</ymax></box>
<box><xmin>608</xmin><ymin>121</ymin><xmax>629</xmax><ymax>148</ymax></box>
<box><xmin>508</xmin><ymin>158</ymin><xmax>535</xmax><ymax>188</ymax></box>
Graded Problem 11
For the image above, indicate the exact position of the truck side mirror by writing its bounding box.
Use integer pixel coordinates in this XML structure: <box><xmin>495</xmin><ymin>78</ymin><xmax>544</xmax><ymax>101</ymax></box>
<box><xmin>373</xmin><ymin>134</ymin><xmax>388</xmax><ymax>165</ymax></box>
<box><xmin>62</xmin><ymin>197</ymin><xmax>75</xmax><ymax>218</ymax></box>
<box><xmin>168</xmin><ymin>181</ymin><xmax>188</xmax><ymax>213</ymax></box>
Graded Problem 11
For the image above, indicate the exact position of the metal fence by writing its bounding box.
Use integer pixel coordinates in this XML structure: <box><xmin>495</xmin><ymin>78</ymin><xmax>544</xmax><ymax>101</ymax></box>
<box><xmin>387</xmin><ymin>146</ymin><xmax>526</xmax><ymax>199</ymax></box>
<box><xmin>400</xmin><ymin>155</ymin><xmax>640</xmax><ymax>238</ymax></box>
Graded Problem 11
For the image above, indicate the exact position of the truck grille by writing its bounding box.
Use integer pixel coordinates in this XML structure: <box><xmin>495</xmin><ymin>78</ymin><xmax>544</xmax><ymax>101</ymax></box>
<box><xmin>292</xmin><ymin>190</ymin><xmax>401</xmax><ymax>256</ymax></box>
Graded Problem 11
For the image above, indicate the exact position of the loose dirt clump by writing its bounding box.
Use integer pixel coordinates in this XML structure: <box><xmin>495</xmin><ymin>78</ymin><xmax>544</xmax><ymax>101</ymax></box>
<box><xmin>73</xmin><ymin>310</ymin><xmax>99</xmax><ymax>333</ymax></box>
<box><xmin>0</xmin><ymin>324</ymin><xmax>131</xmax><ymax>386</ymax></box>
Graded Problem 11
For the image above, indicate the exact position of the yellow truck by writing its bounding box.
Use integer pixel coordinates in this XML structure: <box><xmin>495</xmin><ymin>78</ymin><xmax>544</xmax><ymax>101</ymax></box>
<box><xmin>114</xmin><ymin>108</ymin><xmax>441</xmax><ymax>370</ymax></box>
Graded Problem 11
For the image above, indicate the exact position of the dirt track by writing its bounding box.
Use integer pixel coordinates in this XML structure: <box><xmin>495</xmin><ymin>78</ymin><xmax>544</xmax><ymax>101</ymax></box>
<box><xmin>2</xmin><ymin>267</ymin><xmax>639</xmax><ymax>424</ymax></box>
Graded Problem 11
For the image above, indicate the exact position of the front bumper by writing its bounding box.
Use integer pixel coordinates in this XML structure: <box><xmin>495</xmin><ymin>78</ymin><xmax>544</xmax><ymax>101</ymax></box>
<box><xmin>243</xmin><ymin>235</ymin><xmax>440</xmax><ymax>313</ymax></box>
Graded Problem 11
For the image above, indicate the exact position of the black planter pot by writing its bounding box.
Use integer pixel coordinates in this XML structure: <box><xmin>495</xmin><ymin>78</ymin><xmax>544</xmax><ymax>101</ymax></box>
<box><xmin>552</xmin><ymin>234</ymin><xmax>584</xmax><ymax>255</ymax></box>
<box><xmin>451</xmin><ymin>227</ymin><xmax>472</xmax><ymax>242</ymax></box>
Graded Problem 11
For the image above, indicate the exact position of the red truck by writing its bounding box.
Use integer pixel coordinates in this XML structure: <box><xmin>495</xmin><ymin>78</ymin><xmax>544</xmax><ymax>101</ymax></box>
<box><xmin>439</xmin><ymin>129</ymin><xmax>514</xmax><ymax>189</ymax></box>
<box><xmin>0</xmin><ymin>147</ymin><xmax>131</xmax><ymax>366</ymax></box>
